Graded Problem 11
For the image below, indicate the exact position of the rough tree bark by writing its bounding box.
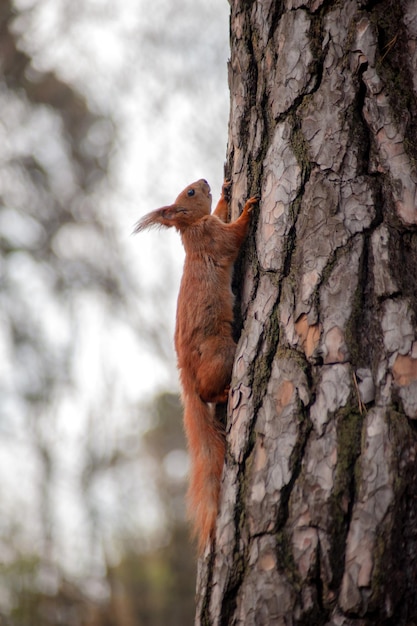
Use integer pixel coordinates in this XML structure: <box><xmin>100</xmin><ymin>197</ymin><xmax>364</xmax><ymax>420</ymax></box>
<box><xmin>196</xmin><ymin>1</ymin><xmax>417</xmax><ymax>625</ymax></box>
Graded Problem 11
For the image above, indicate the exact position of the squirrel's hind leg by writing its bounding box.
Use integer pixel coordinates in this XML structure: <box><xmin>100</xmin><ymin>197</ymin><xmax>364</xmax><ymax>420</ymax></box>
<box><xmin>195</xmin><ymin>337</ymin><xmax>236</xmax><ymax>404</ymax></box>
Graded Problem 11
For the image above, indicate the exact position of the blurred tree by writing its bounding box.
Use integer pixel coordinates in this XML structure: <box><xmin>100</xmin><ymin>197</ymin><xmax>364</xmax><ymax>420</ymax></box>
<box><xmin>0</xmin><ymin>0</ymin><xmax>142</xmax><ymax>620</ymax></box>
<box><xmin>78</xmin><ymin>392</ymin><xmax>196</xmax><ymax>626</ymax></box>
<box><xmin>0</xmin><ymin>0</ymin><xmax>134</xmax><ymax>557</ymax></box>
<box><xmin>104</xmin><ymin>529</ymin><xmax>195</xmax><ymax>626</ymax></box>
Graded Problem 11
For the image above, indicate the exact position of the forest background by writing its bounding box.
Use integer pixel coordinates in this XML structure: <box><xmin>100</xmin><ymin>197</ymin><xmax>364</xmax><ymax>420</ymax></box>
<box><xmin>0</xmin><ymin>0</ymin><xmax>228</xmax><ymax>623</ymax></box>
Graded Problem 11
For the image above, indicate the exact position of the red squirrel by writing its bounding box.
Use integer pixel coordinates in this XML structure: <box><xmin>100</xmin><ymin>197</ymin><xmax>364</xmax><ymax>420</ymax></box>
<box><xmin>134</xmin><ymin>179</ymin><xmax>257</xmax><ymax>552</ymax></box>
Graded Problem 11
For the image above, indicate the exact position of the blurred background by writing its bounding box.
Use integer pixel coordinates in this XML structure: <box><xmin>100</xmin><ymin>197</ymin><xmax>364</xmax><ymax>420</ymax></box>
<box><xmin>0</xmin><ymin>0</ymin><xmax>229</xmax><ymax>623</ymax></box>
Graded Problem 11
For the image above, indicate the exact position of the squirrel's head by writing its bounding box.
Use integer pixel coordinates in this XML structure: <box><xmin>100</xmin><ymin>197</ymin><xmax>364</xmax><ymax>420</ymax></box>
<box><xmin>133</xmin><ymin>179</ymin><xmax>212</xmax><ymax>234</ymax></box>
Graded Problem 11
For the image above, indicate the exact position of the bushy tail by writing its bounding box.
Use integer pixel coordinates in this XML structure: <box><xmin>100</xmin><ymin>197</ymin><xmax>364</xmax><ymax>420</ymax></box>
<box><xmin>183</xmin><ymin>392</ymin><xmax>226</xmax><ymax>552</ymax></box>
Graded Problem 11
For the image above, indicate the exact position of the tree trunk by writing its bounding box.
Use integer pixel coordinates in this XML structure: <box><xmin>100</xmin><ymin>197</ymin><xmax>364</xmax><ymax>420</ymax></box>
<box><xmin>195</xmin><ymin>1</ymin><xmax>417</xmax><ymax>624</ymax></box>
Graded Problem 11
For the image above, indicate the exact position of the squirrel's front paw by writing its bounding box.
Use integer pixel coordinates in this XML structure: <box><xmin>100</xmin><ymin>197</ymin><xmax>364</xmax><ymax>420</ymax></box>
<box><xmin>222</xmin><ymin>179</ymin><xmax>232</xmax><ymax>202</ymax></box>
<box><xmin>245</xmin><ymin>196</ymin><xmax>259</xmax><ymax>213</ymax></box>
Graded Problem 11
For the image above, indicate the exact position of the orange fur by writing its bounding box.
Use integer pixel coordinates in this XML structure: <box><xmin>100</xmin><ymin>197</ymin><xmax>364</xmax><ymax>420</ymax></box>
<box><xmin>134</xmin><ymin>179</ymin><xmax>257</xmax><ymax>551</ymax></box>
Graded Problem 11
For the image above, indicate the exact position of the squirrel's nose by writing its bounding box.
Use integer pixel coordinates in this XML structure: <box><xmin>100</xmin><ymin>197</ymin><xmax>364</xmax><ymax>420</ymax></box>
<box><xmin>202</xmin><ymin>179</ymin><xmax>211</xmax><ymax>194</ymax></box>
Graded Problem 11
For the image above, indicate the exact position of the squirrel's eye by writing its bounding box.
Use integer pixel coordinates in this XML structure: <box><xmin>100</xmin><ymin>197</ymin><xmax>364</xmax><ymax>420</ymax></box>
<box><xmin>187</xmin><ymin>189</ymin><xmax>195</xmax><ymax>197</ymax></box>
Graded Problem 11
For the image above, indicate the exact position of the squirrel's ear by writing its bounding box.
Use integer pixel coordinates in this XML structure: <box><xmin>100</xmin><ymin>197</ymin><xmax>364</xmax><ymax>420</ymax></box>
<box><xmin>133</xmin><ymin>204</ymin><xmax>178</xmax><ymax>233</ymax></box>
<box><xmin>160</xmin><ymin>205</ymin><xmax>182</xmax><ymax>220</ymax></box>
